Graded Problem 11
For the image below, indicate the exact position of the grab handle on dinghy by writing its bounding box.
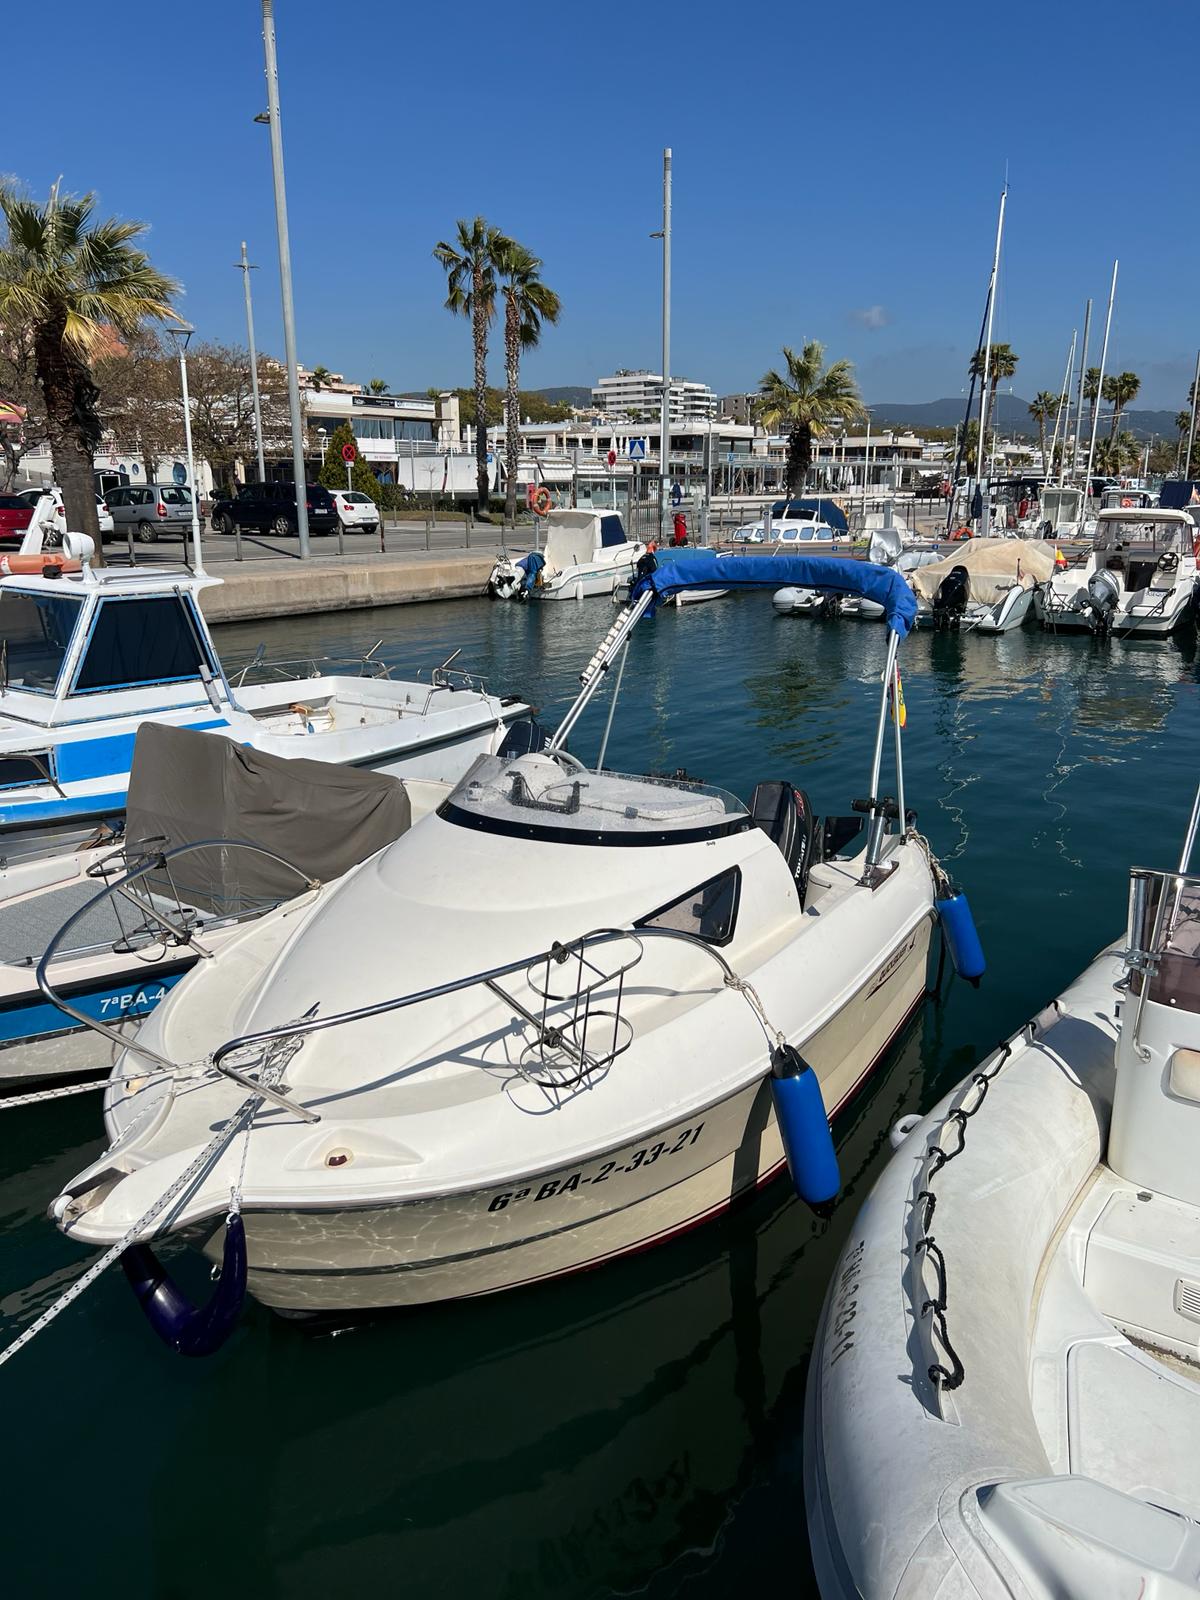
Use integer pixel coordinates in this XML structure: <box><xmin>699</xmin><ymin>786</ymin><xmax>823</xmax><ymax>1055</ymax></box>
<box><xmin>121</xmin><ymin>1212</ymin><xmax>247</xmax><ymax>1358</ymax></box>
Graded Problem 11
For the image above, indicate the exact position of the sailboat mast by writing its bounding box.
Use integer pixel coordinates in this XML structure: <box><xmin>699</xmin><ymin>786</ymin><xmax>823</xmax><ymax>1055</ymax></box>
<box><xmin>1070</xmin><ymin>298</ymin><xmax>1092</xmax><ymax>480</ymax></box>
<box><xmin>1084</xmin><ymin>260</ymin><xmax>1119</xmax><ymax>492</ymax></box>
<box><xmin>977</xmin><ymin>186</ymin><xmax>1007</xmax><ymax>537</ymax></box>
<box><xmin>1049</xmin><ymin>329</ymin><xmax>1076</xmax><ymax>485</ymax></box>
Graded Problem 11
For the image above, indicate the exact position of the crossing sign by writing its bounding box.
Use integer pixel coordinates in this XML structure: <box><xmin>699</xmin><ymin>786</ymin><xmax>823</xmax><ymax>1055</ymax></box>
<box><xmin>628</xmin><ymin>439</ymin><xmax>646</xmax><ymax>461</ymax></box>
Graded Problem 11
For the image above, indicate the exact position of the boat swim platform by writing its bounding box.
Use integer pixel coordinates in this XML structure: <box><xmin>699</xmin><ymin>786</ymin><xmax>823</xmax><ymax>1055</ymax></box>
<box><xmin>191</xmin><ymin>549</ymin><xmax>498</xmax><ymax>623</ymax></box>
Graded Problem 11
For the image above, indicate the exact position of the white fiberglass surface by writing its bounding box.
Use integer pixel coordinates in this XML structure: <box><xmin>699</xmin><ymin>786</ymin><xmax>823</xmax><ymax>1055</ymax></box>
<box><xmin>443</xmin><ymin>753</ymin><xmax>747</xmax><ymax>838</ymax></box>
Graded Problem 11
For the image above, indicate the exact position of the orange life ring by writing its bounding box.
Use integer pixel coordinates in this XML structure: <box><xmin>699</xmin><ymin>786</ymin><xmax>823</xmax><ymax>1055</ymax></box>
<box><xmin>531</xmin><ymin>487</ymin><xmax>552</xmax><ymax>517</ymax></box>
<box><xmin>1120</xmin><ymin>496</ymin><xmax>1134</xmax><ymax>508</ymax></box>
<box><xmin>0</xmin><ymin>553</ymin><xmax>81</xmax><ymax>577</ymax></box>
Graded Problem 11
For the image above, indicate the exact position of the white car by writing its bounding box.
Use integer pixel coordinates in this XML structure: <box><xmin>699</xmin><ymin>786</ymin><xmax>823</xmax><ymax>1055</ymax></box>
<box><xmin>330</xmin><ymin>489</ymin><xmax>380</xmax><ymax>535</ymax></box>
<box><xmin>16</xmin><ymin>486</ymin><xmax>114</xmax><ymax>539</ymax></box>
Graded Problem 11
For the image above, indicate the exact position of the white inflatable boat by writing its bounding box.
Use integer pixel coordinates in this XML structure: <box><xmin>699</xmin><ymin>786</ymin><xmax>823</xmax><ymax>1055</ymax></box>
<box><xmin>805</xmin><ymin>802</ymin><xmax>1200</xmax><ymax>1598</ymax></box>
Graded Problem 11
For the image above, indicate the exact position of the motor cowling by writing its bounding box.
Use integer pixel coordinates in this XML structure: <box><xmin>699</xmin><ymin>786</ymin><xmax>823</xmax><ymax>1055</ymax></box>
<box><xmin>1083</xmin><ymin>568</ymin><xmax>1122</xmax><ymax>631</ymax></box>
<box><xmin>932</xmin><ymin>565</ymin><xmax>970</xmax><ymax>630</ymax></box>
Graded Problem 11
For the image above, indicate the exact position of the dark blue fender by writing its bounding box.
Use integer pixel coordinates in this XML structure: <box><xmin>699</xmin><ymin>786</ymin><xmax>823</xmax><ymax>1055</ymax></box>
<box><xmin>121</xmin><ymin>1212</ymin><xmax>247</xmax><ymax>1357</ymax></box>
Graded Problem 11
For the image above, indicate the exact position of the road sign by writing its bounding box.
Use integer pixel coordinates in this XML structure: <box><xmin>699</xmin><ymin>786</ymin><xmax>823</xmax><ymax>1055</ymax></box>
<box><xmin>341</xmin><ymin>442</ymin><xmax>357</xmax><ymax>464</ymax></box>
<box><xmin>628</xmin><ymin>439</ymin><xmax>646</xmax><ymax>461</ymax></box>
<box><xmin>607</xmin><ymin>450</ymin><xmax>617</xmax><ymax>467</ymax></box>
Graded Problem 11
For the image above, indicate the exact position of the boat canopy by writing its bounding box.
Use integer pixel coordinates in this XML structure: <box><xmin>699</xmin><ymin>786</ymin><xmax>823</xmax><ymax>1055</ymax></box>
<box><xmin>634</xmin><ymin>553</ymin><xmax>919</xmax><ymax>634</ymax></box>
<box><xmin>1040</xmin><ymin>487</ymin><xmax>1084</xmax><ymax>524</ymax></box>
<box><xmin>1158</xmin><ymin>480</ymin><xmax>1200</xmax><ymax>511</ymax></box>
<box><xmin>1093</xmin><ymin>509</ymin><xmax>1195</xmax><ymax>551</ymax></box>
<box><xmin>769</xmin><ymin>497</ymin><xmax>849</xmax><ymax>533</ymax></box>
<box><xmin>542</xmin><ymin>510</ymin><xmax>630</xmax><ymax>568</ymax></box>
<box><xmin>908</xmin><ymin>539</ymin><xmax>1059</xmax><ymax>605</ymax></box>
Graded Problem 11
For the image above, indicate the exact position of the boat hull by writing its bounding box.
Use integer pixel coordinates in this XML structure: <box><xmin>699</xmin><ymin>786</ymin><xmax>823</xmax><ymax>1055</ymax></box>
<box><xmin>536</xmin><ymin>559</ymin><xmax>636</xmax><ymax>601</ymax></box>
<box><xmin>200</xmin><ymin>916</ymin><xmax>932</xmax><ymax>1311</ymax></box>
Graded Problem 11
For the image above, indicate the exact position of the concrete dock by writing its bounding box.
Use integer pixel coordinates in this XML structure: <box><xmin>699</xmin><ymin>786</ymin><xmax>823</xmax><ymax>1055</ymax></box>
<box><xmin>194</xmin><ymin>547</ymin><xmax>495</xmax><ymax>623</ymax></box>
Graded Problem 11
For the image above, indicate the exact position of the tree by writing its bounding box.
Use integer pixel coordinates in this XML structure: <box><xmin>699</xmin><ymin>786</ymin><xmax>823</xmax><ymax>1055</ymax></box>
<box><xmin>184</xmin><ymin>340</ymin><xmax>289</xmax><ymax>492</ymax></box>
<box><xmin>434</xmin><ymin>217</ymin><xmax>513</xmax><ymax>514</ymax></box>
<box><xmin>1093</xmin><ymin>431</ymin><xmax>1139</xmax><ymax>477</ymax></box>
<box><xmin>1027</xmin><ymin>391</ymin><xmax>1060</xmax><ymax>474</ymax></box>
<box><xmin>94</xmin><ymin>327</ymin><xmax>181</xmax><ymax>484</ymax></box>
<box><xmin>757</xmin><ymin>341</ymin><xmax>866</xmax><ymax>495</ymax></box>
<box><xmin>494</xmin><ymin>240</ymin><xmax>561</xmax><ymax>524</ymax></box>
<box><xmin>967</xmin><ymin>342</ymin><xmax>1019</xmax><ymax>385</ymax></box>
<box><xmin>317</xmin><ymin>421</ymin><xmax>381</xmax><ymax>503</ymax></box>
<box><xmin>0</xmin><ymin>316</ymin><xmax>47</xmax><ymax>488</ymax></box>
<box><xmin>1102</xmin><ymin>371</ymin><xmax>1140</xmax><ymax>439</ymax></box>
<box><xmin>0</xmin><ymin>183</ymin><xmax>177</xmax><ymax>549</ymax></box>
<box><xmin>367</xmin><ymin>377</ymin><xmax>389</xmax><ymax>395</ymax></box>
<box><xmin>310</xmin><ymin>365</ymin><xmax>331</xmax><ymax>390</ymax></box>
<box><xmin>448</xmin><ymin>386</ymin><xmax>571</xmax><ymax>427</ymax></box>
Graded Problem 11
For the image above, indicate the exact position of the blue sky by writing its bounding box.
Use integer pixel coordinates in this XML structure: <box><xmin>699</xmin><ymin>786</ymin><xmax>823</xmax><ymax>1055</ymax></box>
<box><xmin>5</xmin><ymin>0</ymin><xmax>1196</xmax><ymax>408</ymax></box>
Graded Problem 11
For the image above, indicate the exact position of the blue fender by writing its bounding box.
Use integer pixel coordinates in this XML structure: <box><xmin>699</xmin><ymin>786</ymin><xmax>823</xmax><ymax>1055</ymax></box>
<box><xmin>936</xmin><ymin>889</ymin><xmax>986</xmax><ymax>986</ymax></box>
<box><xmin>121</xmin><ymin>1212</ymin><xmax>247</xmax><ymax>1357</ymax></box>
<box><xmin>769</xmin><ymin>1043</ymin><xmax>840</xmax><ymax>1214</ymax></box>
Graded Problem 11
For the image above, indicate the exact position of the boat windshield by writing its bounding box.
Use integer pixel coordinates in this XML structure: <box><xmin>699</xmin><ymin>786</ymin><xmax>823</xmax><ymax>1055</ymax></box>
<box><xmin>440</xmin><ymin>753</ymin><xmax>751</xmax><ymax>846</ymax></box>
<box><xmin>1128</xmin><ymin>868</ymin><xmax>1200</xmax><ymax>1014</ymax></box>
<box><xmin>0</xmin><ymin>589</ymin><xmax>83</xmax><ymax>695</ymax></box>
<box><xmin>1041</xmin><ymin>489</ymin><xmax>1083</xmax><ymax>524</ymax></box>
<box><xmin>1094</xmin><ymin>517</ymin><xmax>1189</xmax><ymax>553</ymax></box>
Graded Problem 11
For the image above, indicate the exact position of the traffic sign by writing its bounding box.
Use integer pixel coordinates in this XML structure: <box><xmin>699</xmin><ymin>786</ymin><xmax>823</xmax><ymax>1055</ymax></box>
<box><xmin>607</xmin><ymin>450</ymin><xmax>617</xmax><ymax>467</ymax></box>
<box><xmin>341</xmin><ymin>442</ymin><xmax>357</xmax><ymax>463</ymax></box>
<box><xmin>628</xmin><ymin>439</ymin><xmax>646</xmax><ymax>460</ymax></box>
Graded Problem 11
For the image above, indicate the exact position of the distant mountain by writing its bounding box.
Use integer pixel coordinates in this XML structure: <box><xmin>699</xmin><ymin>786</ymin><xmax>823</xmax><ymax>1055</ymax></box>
<box><xmin>870</xmin><ymin>394</ymin><xmax>1180</xmax><ymax>442</ymax></box>
<box><xmin>531</xmin><ymin>386</ymin><xmax>593</xmax><ymax>408</ymax></box>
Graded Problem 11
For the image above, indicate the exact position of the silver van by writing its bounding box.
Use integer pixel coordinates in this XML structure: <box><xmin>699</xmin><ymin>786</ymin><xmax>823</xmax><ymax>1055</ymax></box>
<box><xmin>107</xmin><ymin>484</ymin><xmax>202</xmax><ymax>543</ymax></box>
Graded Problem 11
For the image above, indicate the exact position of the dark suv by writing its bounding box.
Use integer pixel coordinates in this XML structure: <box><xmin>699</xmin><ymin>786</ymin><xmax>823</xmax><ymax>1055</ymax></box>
<box><xmin>211</xmin><ymin>481</ymin><xmax>340</xmax><ymax>538</ymax></box>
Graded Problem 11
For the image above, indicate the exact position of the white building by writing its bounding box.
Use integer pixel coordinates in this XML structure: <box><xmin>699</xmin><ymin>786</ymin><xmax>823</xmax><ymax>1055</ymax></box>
<box><xmin>591</xmin><ymin>370</ymin><xmax>717</xmax><ymax>423</ymax></box>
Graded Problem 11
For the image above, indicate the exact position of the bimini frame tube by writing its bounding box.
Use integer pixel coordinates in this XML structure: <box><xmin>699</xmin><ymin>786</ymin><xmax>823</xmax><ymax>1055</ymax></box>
<box><xmin>865</xmin><ymin>630</ymin><xmax>901</xmax><ymax>868</ymax></box>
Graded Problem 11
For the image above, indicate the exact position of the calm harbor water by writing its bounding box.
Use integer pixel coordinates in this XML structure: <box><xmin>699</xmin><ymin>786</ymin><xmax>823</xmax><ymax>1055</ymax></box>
<box><xmin>5</xmin><ymin>594</ymin><xmax>1200</xmax><ymax>1596</ymax></box>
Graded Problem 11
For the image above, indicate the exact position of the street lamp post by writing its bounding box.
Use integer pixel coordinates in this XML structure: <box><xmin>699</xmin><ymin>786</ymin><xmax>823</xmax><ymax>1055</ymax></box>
<box><xmin>259</xmin><ymin>0</ymin><xmax>309</xmax><ymax>558</ymax></box>
<box><xmin>163</xmin><ymin>319</ymin><xmax>205</xmax><ymax>576</ymax></box>
<box><xmin>237</xmin><ymin>242</ymin><xmax>267</xmax><ymax>484</ymax></box>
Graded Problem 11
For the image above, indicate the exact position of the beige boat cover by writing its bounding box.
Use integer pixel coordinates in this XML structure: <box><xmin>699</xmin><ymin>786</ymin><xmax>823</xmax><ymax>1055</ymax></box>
<box><xmin>909</xmin><ymin>539</ymin><xmax>1059</xmax><ymax>605</ymax></box>
<box><xmin>125</xmin><ymin>721</ymin><xmax>412</xmax><ymax>914</ymax></box>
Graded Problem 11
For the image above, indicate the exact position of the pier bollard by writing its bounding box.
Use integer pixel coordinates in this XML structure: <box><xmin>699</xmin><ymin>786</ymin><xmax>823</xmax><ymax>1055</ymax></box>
<box><xmin>126</xmin><ymin>525</ymin><xmax>135</xmax><ymax>566</ymax></box>
<box><xmin>235</xmin><ymin>523</ymin><xmax>243</xmax><ymax>562</ymax></box>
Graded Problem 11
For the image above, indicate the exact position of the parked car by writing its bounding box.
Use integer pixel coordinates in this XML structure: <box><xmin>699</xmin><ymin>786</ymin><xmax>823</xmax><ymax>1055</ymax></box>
<box><xmin>0</xmin><ymin>493</ymin><xmax>32</xmax><ymax>546</ymax></box>
<box><xmin>106</xmin><ymin>483</ymin><xmax>201</xmax><ymax>543</ymax></box>
<box><xmin>330</xmin><ymin>489</ymin><xmax>380</xmax><ymax>536</ymax></box>
<box><xmin>210</xmin><ymin>481</ymin><xmax>340</xmax><ymax>538</ymax></box>
<box><xmin>14</xmin><ymin>487</ymin><xmax>114</xmax><ymax>540</ymax></box>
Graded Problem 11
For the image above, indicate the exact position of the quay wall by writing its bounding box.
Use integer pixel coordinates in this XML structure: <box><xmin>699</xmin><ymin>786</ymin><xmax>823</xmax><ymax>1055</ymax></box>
<box><xmin>197</xmin><ymin>552</ymin><xmax>495</xmax><ymax>624</ymax></box>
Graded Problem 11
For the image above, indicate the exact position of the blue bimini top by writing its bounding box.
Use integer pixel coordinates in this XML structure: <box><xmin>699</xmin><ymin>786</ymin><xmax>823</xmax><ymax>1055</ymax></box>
<box><xmin>632</xmin><ymin>552</ymin><xmax>918</xmax><ymax>635</ymax></box>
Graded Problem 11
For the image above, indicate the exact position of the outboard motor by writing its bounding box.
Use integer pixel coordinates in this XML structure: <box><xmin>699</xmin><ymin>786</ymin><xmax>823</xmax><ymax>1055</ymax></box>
<box><xmin>1082</xmin><ymin>568</ymin><xmax>1121</xmax><ymax>635</ymax></box>
<box><xmin>932</xmin><ymin>564</ymin><xmax>970</xmax><ymax>631</ymax></box>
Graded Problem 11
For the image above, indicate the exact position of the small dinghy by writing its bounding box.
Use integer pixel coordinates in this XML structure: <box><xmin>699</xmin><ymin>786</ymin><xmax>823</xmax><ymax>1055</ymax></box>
<box><xmin>38</xmin><ymin>555</ymin><xmax>986</xmax><ymax>1343</ymax></box>
<box><xmin>487</xmin><ymin>510</ymin><xmax>644</xmax><ymax>601</ymax></box>
<box><xmin>806</xmin><ymin>792</ymin><xmax>1200</xmax><ymax>1599</ymax></box>
<box><xmin>1036</xmin><ymin>507</ymin><xmax>1199</xmax><ymax>637</ymax></box>
<box><xmin>907</xmin><ymin>538</ymin><xmax>1057</xmax><ymax>632</ymax></box>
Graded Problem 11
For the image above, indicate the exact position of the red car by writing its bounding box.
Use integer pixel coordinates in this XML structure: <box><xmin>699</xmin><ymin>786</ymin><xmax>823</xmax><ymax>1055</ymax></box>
<box><xmin>0</xmin><ymin>493</ymin><xmax>33</xmax><ymax>547</ymax></box>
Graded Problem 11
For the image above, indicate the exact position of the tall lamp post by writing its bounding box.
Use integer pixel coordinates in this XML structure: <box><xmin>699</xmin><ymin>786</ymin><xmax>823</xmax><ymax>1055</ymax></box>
<box><xmin>650</xmin><ymin>147</ymin><xmax>672</xmax><ymax>540</ymax></box>
<box><xmin>258</xmin><ymin>0</ymin><xmax>309</xmax><ymax>558</ymax></box>
<box><xmin>237</xmin><ymin>242</ymin><xmax>267</xmax><ymax>484</ymax></box>
<box><xmin>163</xmin><ymin>318</ymin><xmax>206</xmax><ymax>576</ymax></box>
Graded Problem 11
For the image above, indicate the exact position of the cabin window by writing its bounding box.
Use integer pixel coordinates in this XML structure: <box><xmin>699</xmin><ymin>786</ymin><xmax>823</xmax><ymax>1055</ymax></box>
<box><xmin>637</xmin><ymin>867</ymin><xmax>741</xmax><ymax>948</ymax></box>
<box><xmin>71</xmin><ymin>597</ymin><xmax>213</xmax><ymax>694</ymax></box>
<box><xmin>0</xmin><ymin>591</ymin><xmax>82</xmax><ymax>694</ymax></box>
<box><xmin>0</xmin><ymin>753</ymin><xmax>54</xmax><ymax>790</ymax></box>
<box><xmin>599</xmin><ymin>514</ymin><xmax>627</xmax><ymax>548</ymax></box>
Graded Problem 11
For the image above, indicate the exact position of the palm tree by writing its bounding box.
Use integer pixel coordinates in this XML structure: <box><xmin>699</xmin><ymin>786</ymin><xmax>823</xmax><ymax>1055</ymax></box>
<box><xmin>0</xmin><ymin>184</ymin><xmax>176</xmax><ymax>547</ymax></box>
<box><xmin>368</xmin><ymin>377</ymin><xmax>389</xmax><ymax>395</ymax></box>
<box><xmin>1103</xmin><ymin>371</ymin><xmax>1140</xmax><ymax>439</ymax></box>
<box><xmin>1176</xmin><ymin>409</ymin><xmax>1195</xmax><ymax>474</ymax></box>
<box><xmin>434</xmin><ymin>217</ymin><xmax>512</xmax><ymax>515</ymax></box>
<box><xmin>494</xmin><ymin>241</ymin><xmax>560</xmax><ymax>525</ymax></box>
<box><xmin>967</xmin><ymin>342</ymin><xmax>1019</xmax><ymax>385</ymax></box>
<box><xmin>1027</xmin><ymin>391</ymin><xmax>1059</xmax><ymax>474</ymax></box>
<box><xmin>1093</xmin><ymin>431</ymin><xmax>1139</xmax><ymax>477</ymax></box>
<box><xmin>757</xmin><ymin>341</ymin><xmax>866</xmax><ymax>495</ymax></box>
<box><xmin>310</xmin><ymin>364</ymin><xmax>331</xmax><ymax>390</ymax></box>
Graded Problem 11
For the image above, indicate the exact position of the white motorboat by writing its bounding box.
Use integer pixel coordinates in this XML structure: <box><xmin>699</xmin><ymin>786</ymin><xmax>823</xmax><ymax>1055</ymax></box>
<box><xmin>1023</xmin><ymin>484</ymin><xmax>1088</xmax><ymax>542</ymax></box>
<box><xmin>907</xmin><ymin>538</ymin><xmax>1058</xmax><ymax>632</ymax></box>
<box><xmin>806</xmin><ymin>793</ymin><xmax>1200</xmax><ymax>1600</ymax></box>
<box><xmin>44</xmin><ymin>555</ymin><xmax>985</xmax><ymax>1342</ymax></box>
<box><xmin>0</xmin><ymin>562</ymin><xmax>528</xmax><ymax>861</ymax></box>
<box><xmin>729</xmin><ymin>496</ymin><xmax>850</xmax><ymax>547</ymax></box>
<box><xmin>486</xmin><ymin>510</ymin><xmax>644</xmax><ymax>601</ymax></box>
<box><xmin>1035</xmin><ymin>507</ymin><xmax>1199</xmax><ymax>637</ymax></box>
<box><xmin>0</xmin><ymin>724</ymin><xmax>454</xmax><ymax>1085</ymax></box>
